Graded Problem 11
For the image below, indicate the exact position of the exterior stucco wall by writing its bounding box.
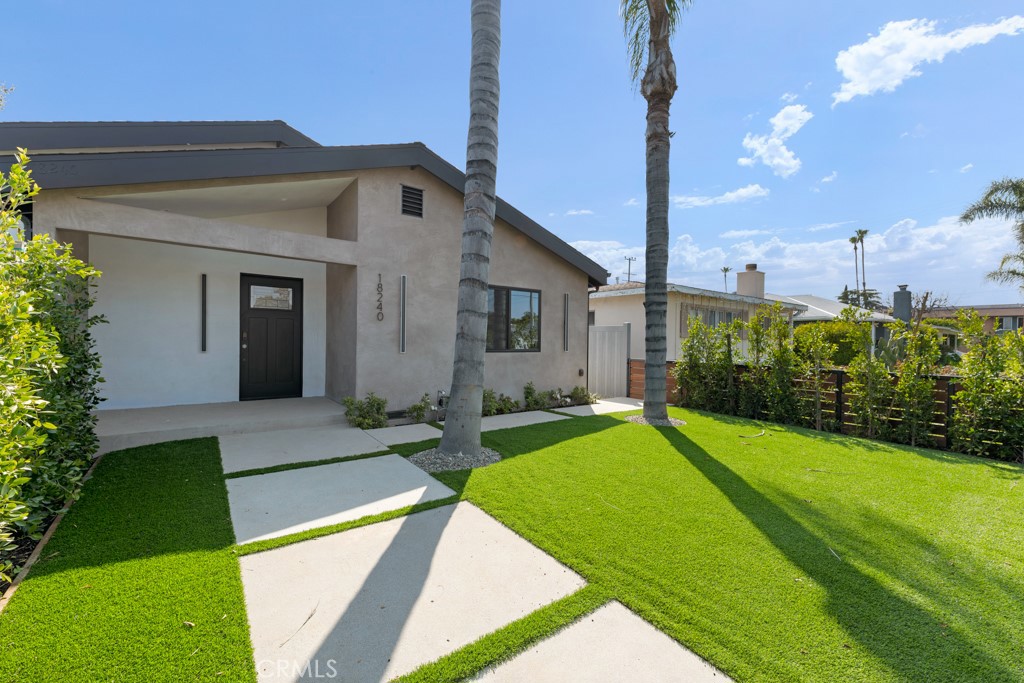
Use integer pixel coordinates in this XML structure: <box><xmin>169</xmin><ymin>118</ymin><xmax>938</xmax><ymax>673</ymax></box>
<box><xmin>342</xmin><ymin>167</ymin><xmax>590</xmax><ymax>410</ymax></box>
<box><xmin>223</xmin><ymin>206</ymin><xmax>327</xmax><ymax>237</ymax></box>
<box><xmin>36</xmin><ymin>167</ymin><xmax>592</xmax><ymax>412</ymax></box>
<box><xmin>88</xmin><ymin>235</ymin><xmax>326</xmax><ymax>409</ymax></box>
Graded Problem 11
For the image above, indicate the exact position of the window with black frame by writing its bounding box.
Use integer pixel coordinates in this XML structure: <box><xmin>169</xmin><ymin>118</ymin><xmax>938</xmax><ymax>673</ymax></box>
<box><xmin>487</xmin><ymin>286</ymin><xmax>540</xmax><ymax>351</ymax></box>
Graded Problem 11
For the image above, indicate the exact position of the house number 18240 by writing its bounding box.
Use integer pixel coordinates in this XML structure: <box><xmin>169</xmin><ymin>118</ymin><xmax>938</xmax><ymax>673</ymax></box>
<box><xmin>376</xmin><ymin>274</ymin><xmax>384</xmax><ymax>321</ymax></box>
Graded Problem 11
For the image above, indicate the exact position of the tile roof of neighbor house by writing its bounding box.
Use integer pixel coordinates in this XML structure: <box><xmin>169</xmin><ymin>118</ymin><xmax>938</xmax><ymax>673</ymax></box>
<box><xmin>0</xmin><ymin>121</ymin><xmax>608</xmax><ymax>287</ymax></box>
<box><xmin>591</xmin><ymin>281</ymin><xmax>808</xmax><ymax>311</ymax></box>
<box><xmin>766</xmin><ymin>293</ymin><xmax>895</xmax><ymax>323</ymax></box>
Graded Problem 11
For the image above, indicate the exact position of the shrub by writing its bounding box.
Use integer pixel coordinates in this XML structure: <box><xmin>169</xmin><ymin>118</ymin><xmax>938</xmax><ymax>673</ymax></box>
<box><xmin>843</xmin><ymin>309</ymin><xmax>894</xmax><ymax>439</ymax></box>
<box><xmin>797</xmin><ymin>323</ymin><xmax>837</xmax><ymax>431</ymax></box>
<box><xmin>794</xmin><ymin>320</ymin><xmax>860</xmax><ymax>366</ymax></box>
<box><xmin>674</xmin><ymin>317</ymin><xmax>738</xmax><ymax>414</ymax></box>
<box><xmin>888</xmin><ymin>321</ymin><xmax>941</xmax><ymax>447</ymax></box>
<box><xmin>569</xmin><ymin>385</ymin><xmax>598</xmax><ymax>405</ymax></box>
<box><xmin>523</xmin><ymin>382</ymin><xmax>547</xmax><ymax>411</ymax></box>
<box><xmin>1</xmin><ymin>152</ymin><xmax>104</xmax><ymax>582</ymax></box>
<box><xmin>950</xmin><ymin>310</ymin><xmax>1024</xmax><ymax>461</ymax></box>
<box><xmin>405</xmin><ymin>393</ymin><xmax>433</xmax><ymax>423</ymax></box>
<box><xmin>341</xmin><ymin>393</ymin><xmax>388</xmax><ymax>429</ymax></box>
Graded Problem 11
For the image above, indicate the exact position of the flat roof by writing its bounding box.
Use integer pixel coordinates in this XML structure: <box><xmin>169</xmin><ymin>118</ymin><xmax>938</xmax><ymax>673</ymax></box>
<box><xmin>0</xmin><ymin>120</ymin><xmax>319</xmax><ymax>151</ymax></box>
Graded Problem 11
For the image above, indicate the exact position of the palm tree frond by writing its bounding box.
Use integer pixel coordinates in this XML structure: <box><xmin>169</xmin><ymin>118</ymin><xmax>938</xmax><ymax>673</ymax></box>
<box><xmin>620</xmin><ymin>0</ymin><xmax>691</xmax><ymax>84</ymax></box>
<box><xmin>960</xmin><ymin>177</ymin><xmax>1024</xmax><ymax>224</ymax></box>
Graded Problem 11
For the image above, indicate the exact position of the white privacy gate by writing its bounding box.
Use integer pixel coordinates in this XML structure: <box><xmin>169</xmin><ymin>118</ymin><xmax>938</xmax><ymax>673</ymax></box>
<box><xmin>588</xmin><ymin>324</ymin><xmax>630</xmax><ymax>398</ymax></box>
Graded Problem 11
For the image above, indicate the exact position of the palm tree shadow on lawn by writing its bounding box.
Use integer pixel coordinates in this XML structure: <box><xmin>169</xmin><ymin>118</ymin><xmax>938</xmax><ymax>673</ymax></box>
<box><xmin>655</xmin><ymin>426</ymin><xmax>1017</xmax><ymax>682</ymax></box>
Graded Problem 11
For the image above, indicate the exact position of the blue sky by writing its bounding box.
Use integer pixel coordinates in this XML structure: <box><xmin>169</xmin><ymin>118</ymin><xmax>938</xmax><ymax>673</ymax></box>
<box><xmin>6</xmin><ymin>1</ymin><xmax>1024</xmax><ymax>304</ymax></box>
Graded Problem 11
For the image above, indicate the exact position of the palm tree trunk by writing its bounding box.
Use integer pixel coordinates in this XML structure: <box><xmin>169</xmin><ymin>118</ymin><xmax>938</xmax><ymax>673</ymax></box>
<box><xmin>640</xmin><ymin>1</ymin><xmax>676</xmax><ymax>422</ymax></box>
<box><xmin>860</xmin><ymin>237</ymin><xmax>867</xmax><ymax>308</ymax></box>
<box><xmin>852</xmin><ymin>242</ymin><xmax>859</xmax><ymax>306</ymax></box>
<box><xmin>438</xmin><ymin>0</ymin><xmax>501</xmax><ymax>457</ymax></box>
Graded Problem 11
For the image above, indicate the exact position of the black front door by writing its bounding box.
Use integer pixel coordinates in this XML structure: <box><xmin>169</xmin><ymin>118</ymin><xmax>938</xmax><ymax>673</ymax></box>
<box><xmin>240</xmin><ymin>274</ymin><xmax>303</xmax><ymax>400</ymax></box>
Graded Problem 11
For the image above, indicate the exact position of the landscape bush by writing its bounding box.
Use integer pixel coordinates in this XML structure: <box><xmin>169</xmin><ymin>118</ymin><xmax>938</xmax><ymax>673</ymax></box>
<box><xmin>1</xmin><ymin>152</ymin><xmax>104</xmax><ymax>582</ymax></box>
<box><xmin>950</xmin><ymin>309</ymin><xmax>1024</xmax><ymax>461</ymax></box>
<box><xmin>405</xmin><ymin>393</ymin><xmax>433</xmax><ymax>423</ymax></box>
<box><xmin>341</xmin><ymin>393</ymin><xmax>388</xmax><ymax>429</ymax></box>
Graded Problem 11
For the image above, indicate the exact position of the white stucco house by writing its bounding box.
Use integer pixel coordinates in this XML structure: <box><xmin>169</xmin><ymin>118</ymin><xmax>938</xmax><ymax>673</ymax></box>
<box><xmin>1</xmin><ymin>121</ymin><xmax>607</xmax><ymax>413</ymax></box>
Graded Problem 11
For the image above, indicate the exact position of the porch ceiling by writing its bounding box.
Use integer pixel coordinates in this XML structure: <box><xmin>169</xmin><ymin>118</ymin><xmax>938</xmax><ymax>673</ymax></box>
<box><xmin>93</xmin><ymin>176</ymin><xmax>354</xmax><ymax>218</ymax></box>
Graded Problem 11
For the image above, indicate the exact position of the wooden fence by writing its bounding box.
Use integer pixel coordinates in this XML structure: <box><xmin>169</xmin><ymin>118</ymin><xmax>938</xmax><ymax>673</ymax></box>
<box><xmin>630</xmin><ymin>360</ymin><xmax>963</xmax><ymax>450</ymax></box>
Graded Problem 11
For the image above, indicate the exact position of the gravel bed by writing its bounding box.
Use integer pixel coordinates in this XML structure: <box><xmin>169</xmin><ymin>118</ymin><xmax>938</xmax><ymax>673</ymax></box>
<box><xmin>625</xmin><ymin>415</ymin><xmax>686</xmax><ymax>427</ymax></box>
<box><xmin>408</xmin><ymin>446</ymin><xmax>502</xmax><ymax>473</ymax></box>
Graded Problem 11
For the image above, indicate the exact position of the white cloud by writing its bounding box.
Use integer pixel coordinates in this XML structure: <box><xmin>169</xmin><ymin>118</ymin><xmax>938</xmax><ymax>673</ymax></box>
<box><xmin>737</xmin><ymin>105</ymin><xmax>813</xmax><ymax>178</ymax></box>
<box><xmin>720</xmin><ymin>229</ymin><xmax>773</xmax><ymax>239</ymax></box>
<box><xmin>960</xmin><ymin>163</ymin><xmax>974</xmax><ymax>173</ymax></box>
<box><xmin>820</xmin><ymin>171</ymin><xmax>838</xmax><ymax>183</ymax></box>
<box><xmin>781</xmin><ymin>92</ymin><xmax>799</xmax><ymax>103</ymax></box>
<box><xmin>565</xmin><ymin>209</ymin><xmax>594</xmax><ymax>216</ymax></box>
<box><xmin>672</xmin><ymin>184</ymin><xmax>770</xmax><ymax>209</ymax></box>
<box><xmin>576</xmin><ymin>215</ymin><xmax>1019</xmax><ymax>299</ymax></box>
<box><xmin>623</xmin><ymin>197</ymin><xmax>639</xmax><ymax>207</ymax></box>
<box><xmin>569</xmin><ymin>240</ymin><xmax>645</xmax><ymax>281</ymax></box>
<box><xmin>807</xmin><ymin>220</ymin><xmax>854</xmax><ymax>233</ymax></box>
<box><xmin>833</xmin><ymin>16</ymin><xmax>1024</xmax><ymax>106</ymax></box>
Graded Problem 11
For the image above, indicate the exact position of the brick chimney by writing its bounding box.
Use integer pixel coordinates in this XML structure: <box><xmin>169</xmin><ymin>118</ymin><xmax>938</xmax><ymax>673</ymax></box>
<box><xmin>736</xmin><ymin>263</ymin><xmax>765</xmax><ymax>299</ymax></box>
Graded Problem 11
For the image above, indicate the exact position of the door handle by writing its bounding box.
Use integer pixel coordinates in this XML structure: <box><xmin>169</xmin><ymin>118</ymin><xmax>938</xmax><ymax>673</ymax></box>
<box><xmin>242</xmin><ymin>344</ymin><xmax>248</xmax><ymax>349</ymax></box>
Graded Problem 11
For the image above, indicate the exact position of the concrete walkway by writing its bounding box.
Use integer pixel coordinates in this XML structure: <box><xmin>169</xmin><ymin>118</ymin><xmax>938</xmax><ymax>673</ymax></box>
<box><xmin>95</xmin><ymin>397</ymin><xmax>345</xmax><ymax>454</ymax></box>
<box><xmin>554</xmin><ymin>396</ymin><xmax>644</xmax><ymax>417</ymax></box>
<box><xmin>218</xmin><ymin>414</ymin><xmax>721</xmax><ymax>681</ymax></box>
<box><xmin>474</xmin><ymin>601</ymin><xmax>730</xmax><ymax>682</ymax></box>
<box><xmin>227</xmin><ymin>455</ymin><xmax>454</xmax><ymax>544</ymax></box>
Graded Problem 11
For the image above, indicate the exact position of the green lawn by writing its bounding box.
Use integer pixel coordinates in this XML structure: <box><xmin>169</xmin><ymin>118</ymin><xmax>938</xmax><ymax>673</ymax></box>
<box><xmin>422</xmin><ymin>409</ymin><xmax>1024</xmax><ymax>682</ymax></box>
<box><xmin>0</xmin><ymin>439</ymin><xmax>255</xmax><ymax>682</ymax></box>
<box><xmin>1</xmin><ymin>412</ymin><xmax>1022</xmax><ymax>682</ymax></box>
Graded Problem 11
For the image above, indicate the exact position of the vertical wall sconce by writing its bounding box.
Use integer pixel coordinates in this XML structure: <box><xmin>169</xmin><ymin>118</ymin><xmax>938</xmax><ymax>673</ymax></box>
<box><xmin>399</xmin><ymin>274</ymin><xmax>407</xmax><ymax>353</ymax></box>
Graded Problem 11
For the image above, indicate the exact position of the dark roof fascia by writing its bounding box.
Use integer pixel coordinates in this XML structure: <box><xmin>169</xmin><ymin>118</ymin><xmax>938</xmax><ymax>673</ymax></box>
<box><xmin>0</xmin><ymin>120</ymin><xmax>319</xmax><ymax>151</ymax></box>
<box><xmin>26</xmin><ymin>144</ymin><xmax>608</xmax><ymax>285</ymax></box>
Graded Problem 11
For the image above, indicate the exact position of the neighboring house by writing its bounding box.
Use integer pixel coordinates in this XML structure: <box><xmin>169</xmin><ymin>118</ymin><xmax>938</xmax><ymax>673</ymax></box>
<box><xmin>766</xmin><ymin>292</ymin><xmax>894</xmax><ymax>345</ymax></box>
<box><xmin>1</xmin><ymin>121</ymin><xmax>607</xmax><ymax>411</ymax></box>
<box><xmin>928</xmin><ymin>304</ymin><xmax>1024</xmax><ymax>335</ymax></box>
<box><xmin>588</xmin><ymin>264</ymin><xmax>807</xmax><ymax>362</ymax></box>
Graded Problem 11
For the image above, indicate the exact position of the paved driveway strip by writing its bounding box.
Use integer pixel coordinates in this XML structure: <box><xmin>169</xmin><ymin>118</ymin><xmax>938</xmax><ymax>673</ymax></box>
<box><xmin>227</xmin><ymin>454</ymin><xmax>454</xmax><ymax>544</ymax></box>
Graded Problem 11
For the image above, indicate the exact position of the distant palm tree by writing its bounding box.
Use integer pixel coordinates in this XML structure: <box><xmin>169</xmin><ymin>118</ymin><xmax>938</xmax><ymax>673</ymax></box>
<box><xmin>855</xmin><ymin>228</ymin><xmax>869</xmax><ymax>307</ymax></box>
<box><xmin>849</xmin><ymin>235</ymin><xmax>860</xmax><ymax>306</ymax></box>
<box><xmin>438</xmin><ymin>0</ymin><xmax>501</xmax><ymax>458</ymax></box>
<box><xmin>622</xmin><ymin>0</ymin><xmax>690</xmax><ymax>423</ymax></box>
<box><xmin>960</xmin><ymin>178</ymin><xmax>1024</xmax><ymax>291</ymax></box>
<box><xmin>721</xmin><ymin>265</ymin><xmax>731</xmax><ymax>292</ymax></box>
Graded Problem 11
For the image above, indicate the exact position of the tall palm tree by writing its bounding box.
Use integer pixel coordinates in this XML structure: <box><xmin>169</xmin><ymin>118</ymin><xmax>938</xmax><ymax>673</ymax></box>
<box><xmin>438</xmin><ymin>0</ymin><xmax>501</xmax><ymax>457</ymax></box>
<box><xmin>622</xmin><ymin>0</ymin><xmax>689</xmax><ymax>423</ymax></box>
<box><xmin>849</xmin><ymin>235</ymin><xmax>859</xmax><ymax>306</ymax></box>
<box><xmin>961</xmin><ymin>178</ymin><xmax>1024</xmax><ymax>291</ymax></box>
<box><xmin>721</xmin><ymin>265</ymin><xmax>731</xmax><ymax>292</ymax></box>
<box><xmin>856</xmin><ymin>228</ymin><xmax>869</xmax><ymax>308</ymax></box>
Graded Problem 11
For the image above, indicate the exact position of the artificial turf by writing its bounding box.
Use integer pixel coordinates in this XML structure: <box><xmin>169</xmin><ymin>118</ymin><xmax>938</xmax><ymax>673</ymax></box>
<box><xmin>414</xmin><ymin>408</ymin><xmax>1024</xmax><ymax>682</ymax></box>
<box><xmin>0</xmin><ymin>438</ymin><xmax>256</xmax><ymax>682</ymax></box>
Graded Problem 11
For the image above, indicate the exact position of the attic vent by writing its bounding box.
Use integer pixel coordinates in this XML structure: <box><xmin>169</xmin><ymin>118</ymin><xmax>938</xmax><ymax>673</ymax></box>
<box><xmin>401</xmin><ymin>185</ymin><xmax>424</xmax><ymax>217</ymax></box>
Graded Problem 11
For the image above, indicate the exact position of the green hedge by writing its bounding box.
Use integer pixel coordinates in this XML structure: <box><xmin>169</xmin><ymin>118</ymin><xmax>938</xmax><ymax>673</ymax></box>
<box><xmin>1</xmin><ymin>152</ymin><xmax>105</xmax><ymax>582</ymax></box>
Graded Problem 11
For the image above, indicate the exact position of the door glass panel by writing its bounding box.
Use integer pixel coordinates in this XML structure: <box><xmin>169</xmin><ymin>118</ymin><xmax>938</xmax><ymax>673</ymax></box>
<box><xmin>250</xmin><ymin>285</ymin><xmax>293</xmax><ymax>310</ymax></box>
